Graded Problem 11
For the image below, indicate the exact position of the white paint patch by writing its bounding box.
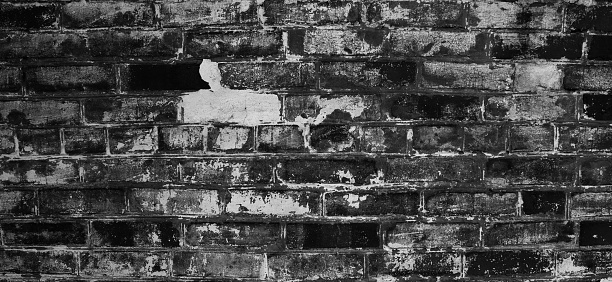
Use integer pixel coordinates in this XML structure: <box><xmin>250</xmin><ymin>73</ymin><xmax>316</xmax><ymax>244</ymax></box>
<box><xmin>557</xmin><ymin>256</ymin><xmax>587</xmax><ymax>275</ymax></box>
<box><xmin>343</xmin><ymin>194</ymin><xmax>369</xmax><ymax>209</ymax></box>
<box><xmin>226</xmin><ymin>191</ymin><xmax>313</xmax><ymax>215</ymax></box>
<box><xmin>180</xmin><ymin>60</ymin><xmax>281</xmax><ymax>126</ymax></box>
<box><xmin>313</xmin><ymin>96</ymin><xmax>366</xmax><ymax>124</ymax></box>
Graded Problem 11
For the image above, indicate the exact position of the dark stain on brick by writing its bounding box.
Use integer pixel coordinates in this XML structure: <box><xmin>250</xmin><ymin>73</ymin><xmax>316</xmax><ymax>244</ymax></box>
<box><xmin>522</xmin><ymin>191</ymin><xmax>565</xmax><ymax>216</ymax></box>
<box><xmin>356</xmin><ymin>28</ymin><xmax>386</xmax><ymax>47</ymax></box>
<box><xmin>375</xmin><ymin>62</ymin><xmax>416</xmax><ymax>85</ymax></box>
<box><xmin>287</xmin><ymin>223</ymin><xmax>379</xmax><ymax>249</ymax></box>
<box><xmin>347</xmin><ymin>2</ymin><xmax>361</xmax><ymax>23</ymax></box>
<box><xmin>287</xmin><ymin>29</ymin><xmax>305</xmax><ymax>55</ymax></box>
<box><xmin>584</xmin><ymin>94</ymin><xmax>612</xmax><ymax>120</ymax></box>
<box><xmin>123</xmin><ymin>64</ymin><xmax>209</xmax><ymax>91</ymax></box>
<box><xmin>2</xmin><ymin>222</ymin><xmax>87</xmax><ymax>245</ymax></box>
<box><xmin>366</xmin><ymin>3</ymin><xmax>382</xmax><ymax>22</ymax></box>
<box><xmin>534</xmin><ymin>34</ymin><xmax>583</xmax><ymax>60</ymax></box>
<box><xmin>6</xmin><ymin>110</ymin><xmax>29</xmax><ymax>126</ymax></box>
<box><xmin>588</xmin><ymin>36</ymin><xmax>612</xmax><ymax>61</ymax></box>
<box><xmin>580</xmin><ymin>221</ymin><xmax>612</xmax><ymax>246</ymax></box>
<box><xmin>310</xmin><ymin>124</ymin><xmax>356</xmax><ymax>152</ymax></box>
<box><xmin>0</xmin><ymin>3</ymin><xmax>58</xmax><ymax>29</ymax></box>
<box><xmin>516</xmin><ymin>11</ymin><xmax>533</xmax><ymax>25</ymax></box>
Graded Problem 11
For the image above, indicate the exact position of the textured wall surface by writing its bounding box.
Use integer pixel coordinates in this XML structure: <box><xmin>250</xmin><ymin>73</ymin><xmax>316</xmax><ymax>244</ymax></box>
<box><xmin>0</xmin><ymin>0</ymin><xmax>612</xmax><ymax>280</ymax></box>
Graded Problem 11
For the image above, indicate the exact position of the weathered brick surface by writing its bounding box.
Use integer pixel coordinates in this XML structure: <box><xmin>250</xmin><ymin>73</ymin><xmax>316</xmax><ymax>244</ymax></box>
<box><xmin>424</xmin><ymin>192</ymin><xmax>517</xmax><ymax>216</ymax></box>
<box><xmin>61</xmin><ymin>2</ymin><xmax>154</xmax><ymax>28</ymax></box>
<box><xmin>385</xmin><ymin>222</ymin><xmax>480</xmax><ymax>248</ymax></box>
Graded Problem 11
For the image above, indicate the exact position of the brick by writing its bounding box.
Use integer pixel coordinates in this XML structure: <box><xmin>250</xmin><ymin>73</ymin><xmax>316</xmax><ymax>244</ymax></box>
<box><xmin>267</xmin><ymin>253</ymin><xmax>364</xmax><ymax>280</ymax></box>
<box><xmin>464</xmin><ymin>125</ymin><xmax>508</xmax><ymax>153</ymax></box>
<box><xmin>87</xmin><ymin>30</ymin><xmax>181</xmax><ymax>58</ymax></box>
<box><xmin>389</xmin><ymin>30</ymin><xmax>488</xmax><ymax>57</ymax></box>
<box><xmin>185</xmin><ymin>223</ymin><xmax>281</xmax><ymax>249</ymax></box>
<box><xmin>257</xmin><ymin>125</ymin><xmax>305</xmax><ymax>152</ymax></box>
<box><xmin>485</xmin><ymin>157</ymin><xmax>575</xmax><ymax>186</ymax></box>
<box><xmin>565</xmin><ymin>5</ymin><xmax>612</xmax><ymax>32</ymax></box>
<box><xmin>91</xmin><ymin>221</ymin><xmax>179</xmax><ymax>247</ymax></box>
<box><xmin>581</xmin><ymin>158</ymin><xmax>612</xmax><ymax>185</ymax></box>
<box><xmin>421</xmin><ymin>62</ymin><xmax>514</xmax><ymax>91</ymax></box>
<box><xmin>287</xmin><ymin>223</ymin><xmax>378</xmax><ymax>249</ymax></box>
<box><xmin>218</xmin><ymin>62</ymin><xmax>316</xmax><ymax>89</ymax></box>
<box><xmin>128</xmin><ymin>188</ymin><xmax>220</xmax><ymax>215</ymax></box>
<box><xmin>0</xmin><ymin>159</ymin><xmax>79</xmax><ymax>185</ymax></box>
<box><xmin>81</xmin><ymin>158</ymin><xmax>177</xmax><ymax>183</ymax></box>
<box><xmin>326</xmin><ymin>192</ymin><xmax>417</xmax><ymax>216</ymax></box>
<box><xmin>0</xmin><ymin>190</ymin><xmax>35</xmax><ymax>215</ymax></box>
<box><xmin>264</xmin><ymin>0</ymin><xmax>360</xmax><ymax>25</ymax></box>
<box><xmin>412</xmin><ymin>125</ymin><xmax>463</xmax><ymax>153</ymax></box>
<box><xmin>17</xmin><ymin>128</ymin><xmax>60</xmax><ymax>155</ymax></box>
<box><xmin>173</xmin><ymin>252</ymin><xmax>263</xmax><ymax>278</ymax></box>
<box><xmin>0</xmin><ymin>3</ymin><xmax>58</xmax><ymax>29</ymax></box>
<box><xmin>0</xmin><ymin>127</ymin><xmax>15</xmax><ymax>154</ymax></box>
<box><xmin>588</xmin><ymin>35</ymin><xmax>612</xmax><ymax>60</ymax></box>
<box><xmin>0</xmin><ymin>100</ymin><xmax>80</xmax><ymax>125</ymax></box>
<box><xmin>25</xmin><ymin>65</ymin><xmax>114</xmax><ymax>94</ymax></box>
<box><xmin>522</xmin><ymin>191</ymin><xmax>565</xmax><ymax>217</ymax></box>
<box><xmin>579</xmin><ymin>221</ymin><xmax>612</xmax><ymax>246</ymax></box>
<box><xmin>365</xmin><ymin>1</ymin><xmax>466</xmax><ymax>28</ymax></box>
<box><xmin>484</xmin><ymin>221</ymin><xmax>574</xmax><ymax>246</ymax></box>
<box><xmin>464</xmin><ymin>250</ymin><xmax>554</xmax><ymax>277</ymax></box>
<box><xmin>181</xmin><ymin>158</ymin><xmax>273</xmax><ymax>185</ymax></box>
<box><xmin>509</xmin><ymin>125</ymin><xmax>554</xmax><ymax>152</ymax></box>
<box><xmin>559</xmin><ymin>126</ymin><xmax>612</xmax><ymax>152</ymax></box>
<box><xmin>320</xmin><ymin>61</ymin><xmax>417</xmax><ymax>90</ymax></box>
<box><xmin>492</xmin><ymin>33</ymin><xmax>583</xmax><ymax>60</ymax></box>
<box><xmin>382</xmin><ymin>94</ymin><xmax>480</xmax><ymax>121</ymax></box>
<box><xmin>564</xmin><ymin>65</ymin><xmax>612</xmax><ymax>91</ymax></box>
<box><xmin>583</xmin><ymin>94</ymin><xmax>612</xmax><ymax>121</ymax></box>
<box><xmin>0</xmin><ymin>250</ymin><xmax>75</xmax><ymax>274</ymax></box>
<box><xmin>121</xmin><ymin>63</ymin><xmax>209</xmax><ymax>92</ymax></box>
<box><xmin>485</xmin><ymin>95</ymin><xmax>575</xmax><ymax>121</ymax></box>
<box><xmin>279</xmin><ymin>158</ymin><xmax>378</xmax><ymax>185</ymax></box>
<box><xmin>109</xmin><ymin>127</ymin><xmax>157</xmax><ymax>154</ymax></box>
<box><xmin>81</xmin><ymin>252</ymin><xmax>169</xmax><ymax>277</ymax></box>
<box><xmin>2</xmin><ymin>222</ymin><xmax>87</xmax><ymax>245</ymax></box>
<box><xmin>185</xmin><ymin>30</ymin><xmax>282</xmax><ymax>58</ymax></box>
<box><xmin>226</xmin><ymin>190</ymin><xmax>319</xmax><ymax>216</ymax></box>
<box><xmin>468</xmin><ymin>1</ymin><xmax>562</xmax><ymax>30</ymax></box>
<box><xmin>284</xmin><ymin>95</ymin><xmax>381</xmax><ymax>123</ymax></box>
<box><xmin>369</xmin><ymin>252</ymin><xmax>461</xmax><ymax>277</ymax></box>
<box><xmin>572</xmin><ymin>193</ymin><xmax>612</xmax><ymax>217</ymax></box>
<box><xmin>0</xmin><ymin>66</ymin><xmax>21</xmax><ymax>93</ymax></box>
<box><xmin>425</xmin><ymin>192</ymin><xmax>517</xmax><ymax>216</ymax></box>
<box><xmin>385</xmin><ymin>223</ymin><xmax>480</xmax><ymax>248</ymax></box>
<box><xmin>361</xmin><ymin>126</ymin><xmax>408</xmax><ymax>153</ymax></box>
<box><xmin>558</xmin><ymin>251</ymin><xmax>612</xmax><ymax>275</ymax></box>
<box><xmin>294</xmin><ymin>28</ymin><xmax>387</xmax><ymax>56</ymax></box>
<box><xmin>387</xmin><ymin>157</ymin><xmax>483</xmax><ymax>182</ymax></box>
<box><xmin>61</xmin><ymin>2</ymin><xmax>154</xmax><ymax>28</ymax></box>
<box><xmin>310</xmin><ymin>124</ymin><xmax>359</xmax><ymax>152</ymax></box>
<box><xmin>84</xmin><ymin>97</ymin><xmax>179</xmax><ymax>123</ymax></box>
<box><xmin>64</xmin><ymin>127</ymin><xmax>106</xmax><ymax>155</ymax></box>
<box><xmin>158</xmin><ymin>126</ymin><xmax>205</xmax><ymax>153</ymax></box>
<box><xmin>513</xmin><ymin>63</ymin><xmax>563</xmax><ymax>92</ymax></box>
<box><xmin>207</xmin><ymin>126</ymin><xmax>253</xmax><ymax>152</ymax></box>
<box><xmin>160</xmin><ymin>0</ymin><xmax>258</xmax><ymax>26</ymax></box>
<box><xmin>39</xmin><ymin>189</ymin><xmax>125</xmax><ymax>215</ymax></box>
<box><xmin>0</xmin><ymin>32</ymin><xmax>87</xmax><ymax>59</ymax></box>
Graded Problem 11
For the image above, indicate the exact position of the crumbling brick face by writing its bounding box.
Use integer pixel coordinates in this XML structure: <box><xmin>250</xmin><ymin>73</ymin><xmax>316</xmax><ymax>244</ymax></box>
<box><xmin>0</xmin><ymin>0</ymin><xmax>610</xmax><ymax>280</ymax></box>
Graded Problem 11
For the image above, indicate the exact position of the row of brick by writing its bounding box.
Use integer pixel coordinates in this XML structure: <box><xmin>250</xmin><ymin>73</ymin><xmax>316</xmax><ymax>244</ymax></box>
<box><xmin>0</xmin><ymin>0</ymin><xmax>610</xmax><ymax>31</ymax></box>
<box><xmin>2</xmin><ymin>187</ymin><xmax>612</xmax><ymax>218</ymax></box>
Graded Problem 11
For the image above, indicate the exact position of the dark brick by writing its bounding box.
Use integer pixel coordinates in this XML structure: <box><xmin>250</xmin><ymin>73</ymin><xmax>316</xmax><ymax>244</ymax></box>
<box><xmin>492</xmin><ymin>33</ymin><xmax>583</xmax><ymax>60</ymax></box>
<box><xmin>0</xmin><ymin>250</ymin><xmax>76</xmax><ymax>274</ymax></box>
<box><xmin>17</xmin><ymin>128</ymin><xmax>60</xmax><ymax>155</ymax></box>
<box><xmin>509</xmin><ymin>125</ymin><xmax>554</xmax><ymax>152</ymax></box>
<box><xmin>325</xmin><ymin>192</ymin><xmax>419</xmax><ymax>216</ymax></box>
<box><xmin>310</xmin><ymin>124</ymin><xmax>358</xmax><ymax>152</ymax></box>
<box><xmin>287</xmin><ymin>223</ymin><xmax>379</xmax><ymax>249</ymax></box>
<box><xmin>366</xmin><ymin>1</ymin><xmax>466</xmax><ymax>28</ymax></box>
<box><xmin>320</xmin><ymin>61</ymin><xmax>417</xmax><ymax>90</ymax></box>
<box><xmin>579</xmin><ymin>221</ymin><xmax>612</xmax><ymax>246</ymax></box>
<box><xmin>84</xmin><ymin>97</ymin><xmax>179</xmax><ymax>123</ymax></box>
<box><xmin>0</xmin><ymin>127</ymin><xmax>14</xmax><ymax>154</ymax></box>
<box><xmin>422</xmin><ymin>62</ymin><xmax>514</xmax><ymax>91</ymax></box>
<box><xmin>185</xmin><ymin>31</ymin><xmax>282</xmax><ymax>58</ymax></box>
<box><xmin>387</xmin><ymin>157</ymin><xmax>483</xmax><ymax>182</ymax></box>
<box><xmin>181</xmin><ymin>158</ymin><xmax>273</xmax><ymax>185</ymax></box>
<box><xmin>369</xmin><ymin>252</ymin><xmax>461</xmax><ymax>277</ymax></box>
<box><xmin>383</xmin><ymin>94</ymin><xmax>480</xmax><ymax>121</ymax></box>
<box><xmin>583</xmin><ymin>94</ymin><xmax>612</xmax><ymax>121</ymax></box>
<box><xmin>61</xmin><ymin>2</ymin><xmax>154</xmax><ymax>28</ymax></box>
<box><xmin>485</xmin><ymin>157</ymin><xmax>575</xmax><ymax>186</ymax></box>
<box><xmin>0</xmin><ymin>159</ymin><xmax>79</xmax><ymax>185</ymax></box>
<box><xmin>226</xmin><ymin>190</ymin><xmax>319</xmax><ymax>216</ymax></box>
<box><xmin>464</xmin><ymin>125</ymin><xmax>508</xmax><ymax>153</ymax></box>
<box><xmin>0</xmin><ymin>32</ymin><xmax>87</xmax><ymax>59</ymax></box>
<box><xmin>412</xmin><ymin>125</ymin><xmax>463</xmax><ymax>153</ymax></box>
<box><xmin>2</xmin><ymin>222</ymin><xmax>87</xmax><ymax>245</ymax></box>
<box><xmin>64</xmin><ymin>127</ymin><xmax>106</xmax><ymax>155</ymax></box>
<box><xmin>128</xmin><ymin>188</ymin><xmax>220</xmax><ymax>215</ymax></box>
<box><xmin>280</xmin><ymin>158</ymin><xmax>378</xmax><ymax>185</ymax></box>
<box><xmin>87</xmin><ymin>30</ymin><xmax>181</xmax><ymax>58</ymax></box>
<box><xmin>264</xmin><ymin>0</ymin><xmax>360</xmax><ymax>25</ymax></box>
<box><xmin>257</xmin><ymin>125</ymin><xmax>305</xmax><ymax>152</ymax></box>
<box><xmin>361</xmin><ymin>126</ymin><xmax>408</xmax><ymax>153</ymax></box>
<box><xmin>465</xmin><ymin>250</ymin><xmax>554</xmax><ymax>276</ymax></box>
<box><xmin>385</xmin><ymin>223</ymin><xmax>480</xmax><ymax>248</ymax></box>
<box><xmin>268</xmin><ymin>253</ymin><xmax>364</xmax><ymax>280</ymax></box>
<box><xmin>0</xmin><ymin>100</ymin><xmax>80</xmax><ymax>126</ymax></box>
<box><xmin>485</xmin><ymin>221</ymin><xmax>574</xmax><ymax>246</ymax></box>
<box><xmin>121</xmin><ymin>64</ymin><xmax>210</xmax><ymax>92</ymax></box>
<box><xmin>564</xmin><ymin>65</ymin><xmax>612</xmax><ymax>91</ymax></box>
<box><xmin>173</xmin><ymin>252</ymin><xmax>263</xmax><ymax>278</ymax></box>
<box><xmin>91</xmin><ymin>221</ymin><xmax>180</xmax><ymax>247</ymax></box>
<box><xmin>160</xmin><ymin>0</ymin><xmax>258</xmax><ymax>26</ymax></box>
<box><xmin>218</xmin><ymin>62</ymin><xmax>316</xmax><ymax>90</ymax></box>
<box><xmin>572</xmin><ymin>193</ymin><xmax>612</xmax><ymax>217</ymax></box>
<box><xmin>81</xmin><ymin>158</ymin><xmax>177</xmax><ymax>183</ymax></box>
<box><xmin>0</xmin><ymin>3</ymin><xmax>58</xmax><ymax>29</ymax></box>
<box><xmin>81</xmin><ymin>252</ymin><xmax>170</xmax><ymax>277</ymax></box>
<box><xmin>158</xmin><ymin>126</ymin><xmax>206</xmax><ymax>153</ymax></box>
<box><xmin>39</xmin><ymin>189</ymin><xmax>125</xmax><ymax>215</ymax></box>
<box><xmin>0</xmin><ymin>190</ymin><xmax>35</xmax><ymax>215</ymax></box>
<box><xmin>207</xmin><ymin>126</ymin><xmax>253</xmax><ymax>153</ymax></box>
<box><xmin>109</xmin><ymin>127</ymin><xmax>157</xmax><ymax>154</ymax></box>
<box><xmin>485</xmin><ymin>95</ymin><xmax>576</xmax><ymax>121</ymax></box>
<box><xmin>185</xmin><ymin>222</ymin><xmax>281</xmax><ymax>250</ymax></box>
<box><xmin>425</xmin><ymin>192</ymin><xmax>517</xmax><ymax>216</ymax></box>
<box><xmin>25</xmin><ymin>65</ymin><xmax>114</xmax><ymax>94</ymax></box>
<box><xmin>566</xmin><ymin>5</ymin><xmax>612</xmax><ymax>32</ymax></box>
<box><xmin>581</xmin><ymin>158</ymin><xmax>612</xmax><ymax>185</ymax></box>
<box><xmin>0</xmin><ymin>66</ymin><xmax>21</xmax><ymax>94</ymax></box>
<box><xmin>522</xmin><ymin>191</ymin><xmax>565</xmax><ymax>217</ymax></box>
<box><xmin>559</xmin><ymin>126</ymin><xmax>612</xmax><ymax>152</ymax></box>
<box><xmin>588</xmin><ymin>36</ymin><xmax>612</xmax><ymax>61</ymax></box>
<box><xmin>284</xmin><ymin>95</ymin><xmax>381</xmax><ymax>123</ymax></box>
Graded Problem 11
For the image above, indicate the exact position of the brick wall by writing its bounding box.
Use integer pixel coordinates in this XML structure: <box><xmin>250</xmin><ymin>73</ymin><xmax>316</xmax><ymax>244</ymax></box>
<box><xmin>1</xmin><ymin>0</ymin><xmax>612</xmax><ymax>280</ymax></box>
